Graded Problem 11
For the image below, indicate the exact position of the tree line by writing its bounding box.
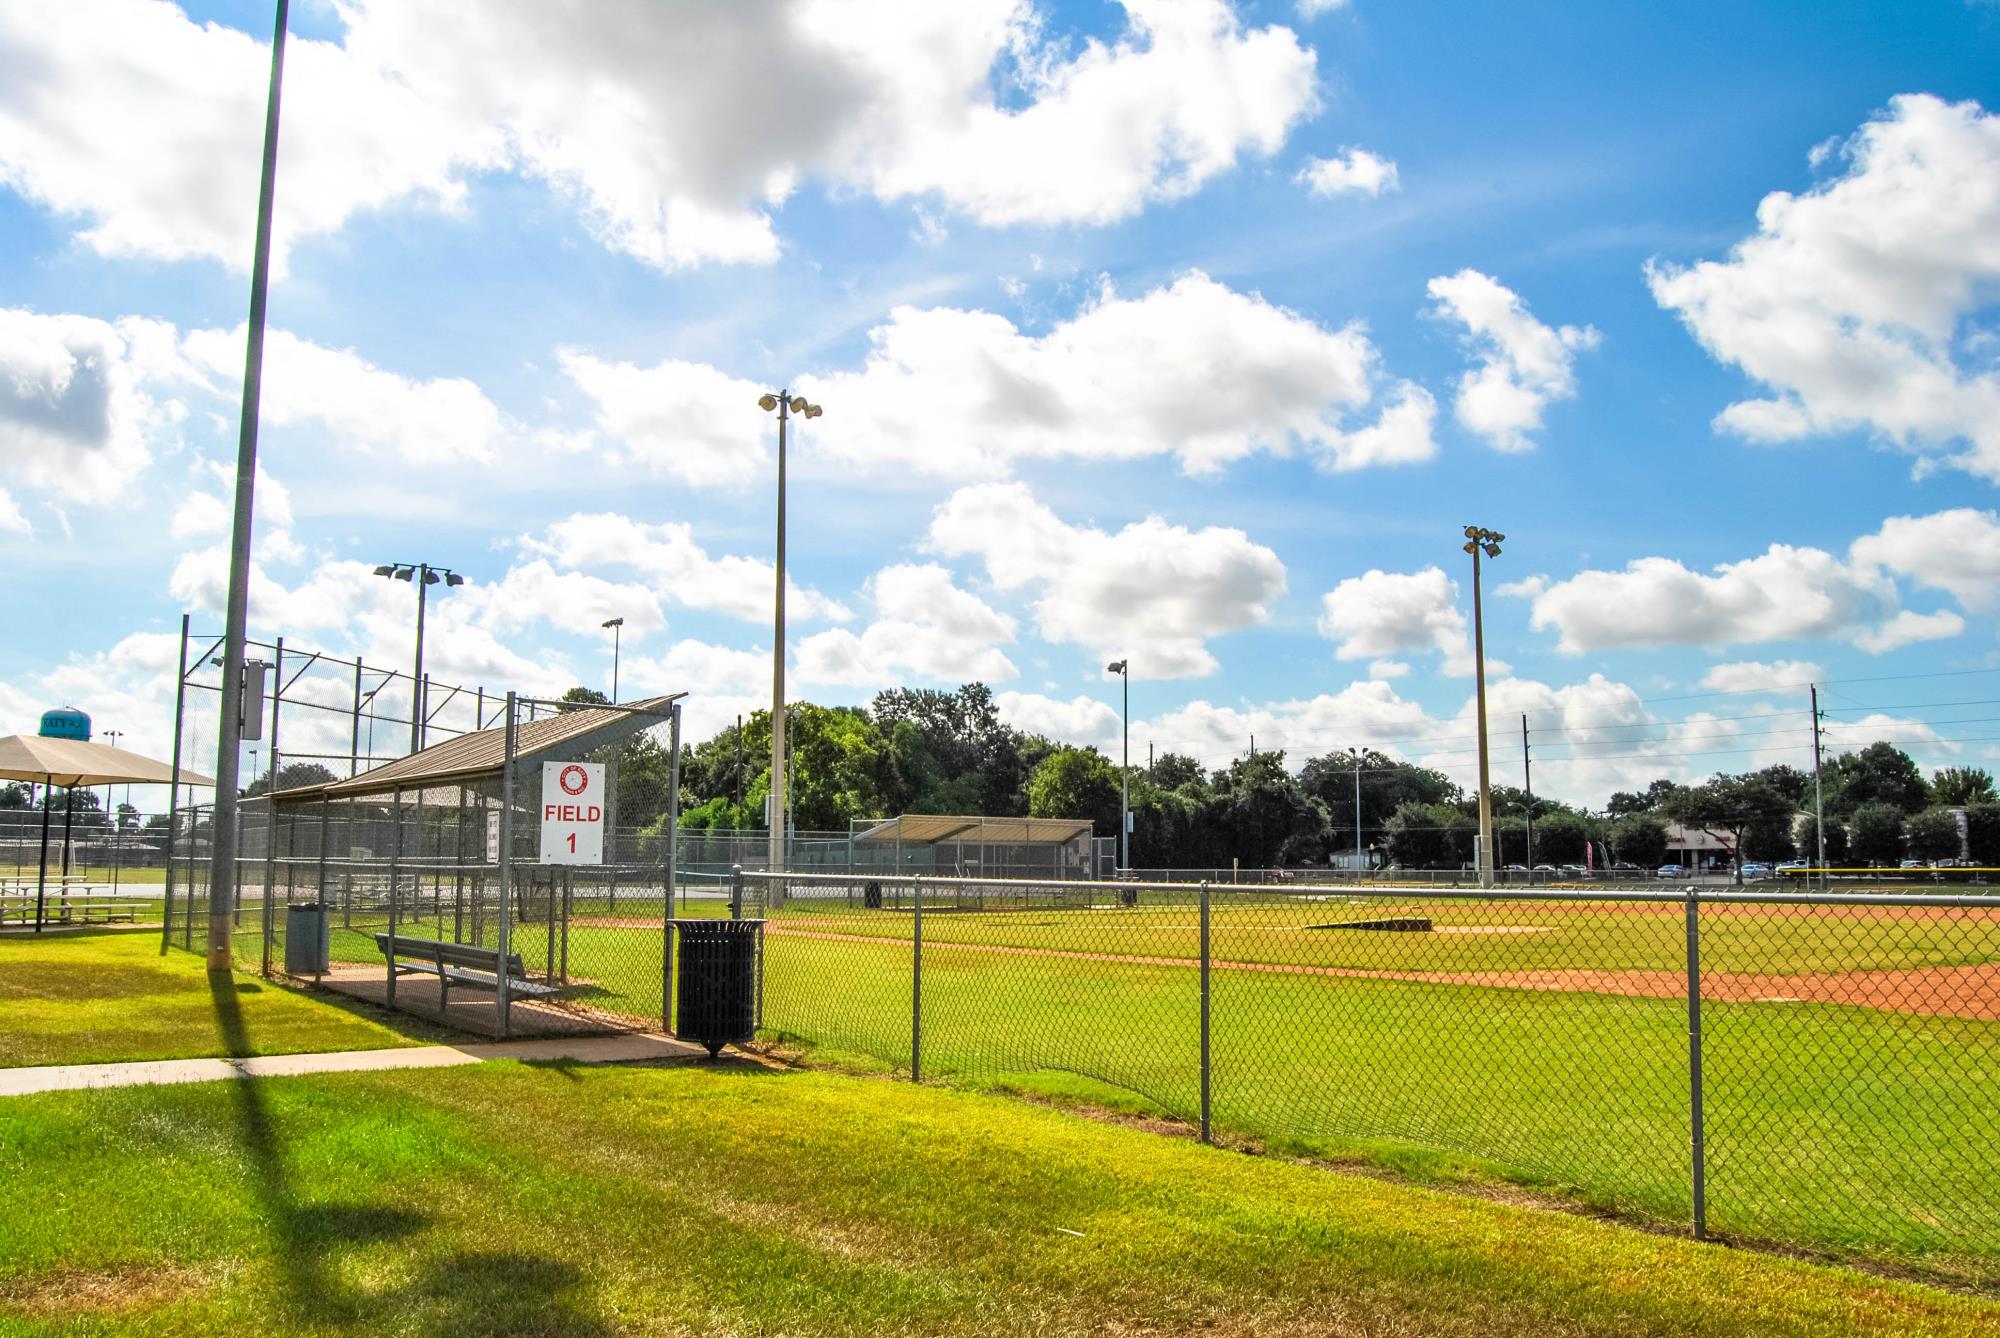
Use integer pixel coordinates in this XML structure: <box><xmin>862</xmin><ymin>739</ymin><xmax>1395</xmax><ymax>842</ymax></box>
<box><xmin>662</xmin><ymin>683</ymin><xmax>1997</xmax><ymax>874</ymax></box>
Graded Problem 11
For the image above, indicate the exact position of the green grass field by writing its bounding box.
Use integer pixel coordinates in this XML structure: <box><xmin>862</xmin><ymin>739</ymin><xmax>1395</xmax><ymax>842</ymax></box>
<box><xmin>0</xmin><ymin>931</ymin><xmax>427</xmax><ymax>1066</ymax></box>
<box><xmin>3</xmin><ymin>1059</ymin><xmax>1996</xmax><ymax>1336</ymax></box>
<box><xmin>198</xmin><ymin>888</ymin><xmax>2000</xmax><ymax>1283</ymax></box>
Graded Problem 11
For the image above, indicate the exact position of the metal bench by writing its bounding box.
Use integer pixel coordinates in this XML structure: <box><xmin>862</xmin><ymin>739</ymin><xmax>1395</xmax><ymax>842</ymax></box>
<box><xmin>371</xmin><ymin>932</ymin><xmax>558</xmax><ymax>1008</ymax></box>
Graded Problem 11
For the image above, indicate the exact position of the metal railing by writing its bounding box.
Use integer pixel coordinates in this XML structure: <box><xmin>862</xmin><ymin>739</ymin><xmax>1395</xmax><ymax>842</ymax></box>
<box><xmin>735</xmin><ymin>868</ymin><xmax>2000</xmax><ymax>1284</ymax></box>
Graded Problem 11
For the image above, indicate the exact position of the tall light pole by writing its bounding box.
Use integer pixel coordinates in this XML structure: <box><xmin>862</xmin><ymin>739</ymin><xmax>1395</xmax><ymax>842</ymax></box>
<box><xmin>603</xmin><ymin>617</ymin><xmax>624</xmax><ymax>702</ymax></box>
<box><xmin>758</xmin><ymin>389</ymin><xmax>822</xmax><ymax>873</ymax></box>
<box><xmin>1463</xmin><ymin>525</ymin><xmax>1504</xmax><ymax>888</ymax></box>
<box><xmin>1107</xmin><ymin>659</ymin><xmax>1130</xmax><ymax>870</ymax></box>
<box><xmin>207</xmin><ymin>0</ymin><xmax>291</xmax><ymax>972</ymax></box>
<box><xmin>373</xmin><ymin>562</ymin><xmax>464</xmax><ymax>754</ymax></box>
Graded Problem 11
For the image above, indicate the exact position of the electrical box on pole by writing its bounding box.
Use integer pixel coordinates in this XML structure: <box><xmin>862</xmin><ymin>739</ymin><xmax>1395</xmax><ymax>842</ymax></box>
<box><xmin>240</xmin><ymin>660</ymin><xmax>268</xmax><ymax>741</ymax></box>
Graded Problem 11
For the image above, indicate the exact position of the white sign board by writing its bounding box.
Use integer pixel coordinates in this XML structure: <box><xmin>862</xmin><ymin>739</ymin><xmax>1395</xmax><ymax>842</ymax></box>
<box><xmin>485</xmin><ymin>813</ymin><xmax>500</xmax><ymax>864</ymax></box>
<box><xmin>539</xmin><ymin>761</ymin><xmax>606</xmax><ymax>865</ymax></box>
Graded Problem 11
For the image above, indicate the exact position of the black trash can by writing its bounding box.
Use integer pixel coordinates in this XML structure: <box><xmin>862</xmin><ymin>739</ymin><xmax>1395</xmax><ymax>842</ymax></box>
<box><xmin>673</xmin><ymin>919</ymin><xmax>763</xmax><ymax>1058</ymax></box>
<box><xmin>863</xmin><ymin>881</ymin><xmax>882</xmax><ymax>909</ymax></box>
<box><xmin>285</xmin><ymin>902</ymin><xmax>330</xmax><ymax>975</ymax></box>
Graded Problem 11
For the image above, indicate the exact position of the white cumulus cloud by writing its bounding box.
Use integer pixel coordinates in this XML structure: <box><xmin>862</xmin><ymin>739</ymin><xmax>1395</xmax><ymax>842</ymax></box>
<box><xmin>1318</xmin><ymin>567</ymin><xmax>1480</xmax><ymax>675</ymax></box>
<box><xmin>929</xmin><ymin>482</ymin><xmax>1285</xmax><ymax>679</ymax></box>
<box><xmin>1697</xmin><ymin>660</ymin><xmax>1823</xmax><ymax>695</ymax></box>
<box><xmin>796</xmin><ymin>563</ymin><xmax>1017</xmax><ymax>687</ymax></box>
<box><xmin>523</xmin><ymin>512</ymin><xmax>850</xmax><ymax>625</ymax></box>
<box><xmin>1526</xmin><ymin>543</ymin><xmax>1956</xmax><ymax>655</ymax></box>
<box><xmin>784</xmin><ymin>271</ymin><xmax>1435</xmax><ymax>480</ymax></box>
<box><xmin>1427</xmin><ymin>269</ymin><xmax>1599</xmax><ymax>451</ymax></box>
<box><xmin>1297</xmin><ymin>147</ymin><xmax>1398</xmax><ymax>197</ymax></box>
<box><xmin>1648</xmin><ymin>94</ymin><xmax>2000</xmax><ymax>480</ymax></box>
<box><xmin>0</xmin><ymin>0</ymin><xmax>1318</xmax><ymax>274</ymax></box>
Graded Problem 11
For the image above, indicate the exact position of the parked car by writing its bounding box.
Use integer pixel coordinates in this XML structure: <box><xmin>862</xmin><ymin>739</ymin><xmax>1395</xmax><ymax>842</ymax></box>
<box><xmin>1531</xmin><ymin>863</ymin><xmax>1560</xmax><ymax>874</ymax></box>
<box><xmin>1899</xmin><ymin>858</ymin><xmax>1928</xmax><ymax>870</ymax></box>
<box><xmin>1738</xmin><ymin>862</ymin><xmax>1773</xmax><ymax>879</ymax></box>
<box><xmin>1656</xmin><ymin>863</ymin><xmax>1685</xmax><ymax>879</ymax></box>
<box><xmin>1775</xmin><ymin>859</ymin><xmax>1809</xmax><ymax>877</ymax></box>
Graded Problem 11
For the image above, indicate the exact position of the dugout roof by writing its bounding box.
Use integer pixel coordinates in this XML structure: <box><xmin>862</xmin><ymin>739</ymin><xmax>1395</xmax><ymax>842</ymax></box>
<box><xmin>267</xmin><ymin>693</ymin><xmax>684</xmax><ymax>805</ymax></box>
<box><xmin>855</xmin><ymin>814</ymin><xmax>1094</xmax><ymax>846</ymax></box>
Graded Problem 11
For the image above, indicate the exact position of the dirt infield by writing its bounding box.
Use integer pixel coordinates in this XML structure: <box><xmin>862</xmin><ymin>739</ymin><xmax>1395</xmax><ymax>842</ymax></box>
<box><xmin>761</xmin><ymin>924</ymin><xmax>2000</xmax><ymax>1021</ymax></box>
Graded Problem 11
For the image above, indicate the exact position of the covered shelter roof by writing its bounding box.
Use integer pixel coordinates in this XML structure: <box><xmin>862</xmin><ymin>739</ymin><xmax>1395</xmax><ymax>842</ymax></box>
<box><xmin>855</xmin><ymin>814</ymin><xmax>1094</xmax><ymax>846</ymax></box>
<box><xmin>268</xmin><ymin>693</ymin><xmax>684</xmax><ymax>805</ymax></box>
<box><xmin>0</xmin><ymin>735</ymin><xmax>214</xmax><ymax>789</ymax></box>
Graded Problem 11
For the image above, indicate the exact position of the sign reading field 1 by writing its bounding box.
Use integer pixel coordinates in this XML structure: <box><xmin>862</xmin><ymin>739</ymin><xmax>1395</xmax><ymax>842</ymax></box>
<box><xmin>539</xmin><ymin>761</ymin><xmax>606</xmax><ymax>865</ymax></box>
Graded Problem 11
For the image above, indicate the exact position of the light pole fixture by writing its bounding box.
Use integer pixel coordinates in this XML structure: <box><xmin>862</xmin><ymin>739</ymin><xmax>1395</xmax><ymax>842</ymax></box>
<box><xmin>1107</xmin><ymin>659</ymin><xmax>1130</xmax><ymax>870</ymax></box>
<box><xmin>603</xmin><ymin>617</ymin><xmax>625</xmax><ymax>702</ymax></box>
<box><xmin>372</xmin><ymin>562</ymin><xmax>465</xmax><ymax>754</ymax></box>
<box><xmin>758</xmin><ymin>389</ymin><xmax>823</xmax><ymax>875</ymax></box>
<box><xmin>1462</xmin><ymin>525</ymin><xmax>1504</xmax><ymax>888</ymax></box>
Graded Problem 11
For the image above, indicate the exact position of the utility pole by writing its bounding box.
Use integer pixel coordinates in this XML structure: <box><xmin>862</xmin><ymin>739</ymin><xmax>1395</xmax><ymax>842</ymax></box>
<box><xmin>207</xmin><ymin>0</ymin><xmax>290</xmax><ymax>972</ymax></box>
<box><xmin>1811</xmin><ymin>684</ymin><xmax>1828</xmax><ymax>890</ymax></box>
<box><xmin>1522</xmin><ymin>714</ymin><xmax>1534</xmax><ymax>871</ymax></box>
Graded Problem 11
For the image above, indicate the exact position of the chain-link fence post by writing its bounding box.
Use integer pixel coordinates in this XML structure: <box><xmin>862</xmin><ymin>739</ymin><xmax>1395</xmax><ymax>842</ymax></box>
<box><xmin>1685</xmin><ymin>882</ymin><xmax>1707</xmax><ymax>1241</ymax></box>
<box><xmin>496</xmin><ymin>693</ymin><xmax>516</xmax><ymax>1040</ymax></box>
<box><xmin>911</xmin><ymin>872</ymin><xmax>924</xmax><ymax>1083</ymax></box>
<box><xmin>730</xmin><ymin>864</ymin><xmax>744</xmax><ymax>920</ymax></box>
<box><xmin>1200</xmin><ymin>877</ymin><xmax>1212</xmax><ymax>1144</ymax></box>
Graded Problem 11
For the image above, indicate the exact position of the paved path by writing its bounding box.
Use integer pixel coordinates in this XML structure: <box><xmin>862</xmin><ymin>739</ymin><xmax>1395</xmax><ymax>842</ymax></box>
<box><xmin>0</xmin><ymin>1032</ymin><xmax>707</xmax><ymax>1098</ymax></box>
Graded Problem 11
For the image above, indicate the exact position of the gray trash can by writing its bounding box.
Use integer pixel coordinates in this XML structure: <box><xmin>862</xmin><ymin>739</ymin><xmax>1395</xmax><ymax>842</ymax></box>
<box><xmin>285</xmin><ymin>902</ymin><xmax>330</xmax><ymax>975</ymax></box>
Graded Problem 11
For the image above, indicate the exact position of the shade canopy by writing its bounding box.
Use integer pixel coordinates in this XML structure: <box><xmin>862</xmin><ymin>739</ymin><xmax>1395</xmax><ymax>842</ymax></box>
<box><xmin>0</xmin><ymin>734</ymin><xmax>215</xmax><ymax>788</ymax></box>
<box><xmin>268</xmin><ymin>693</ymin><xmax>685</xmax><ymax>805</ymax></box>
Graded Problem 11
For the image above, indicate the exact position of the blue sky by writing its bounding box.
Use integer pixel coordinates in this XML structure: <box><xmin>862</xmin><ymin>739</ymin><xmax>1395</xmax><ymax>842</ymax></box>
<box><xmin>2</xmin><ymin>0</ymin><xmax>1998</xmax><ymax>805</ymax></box>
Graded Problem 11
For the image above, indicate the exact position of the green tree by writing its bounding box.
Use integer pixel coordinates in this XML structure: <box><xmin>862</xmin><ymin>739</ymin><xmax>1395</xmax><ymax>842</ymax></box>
<box><xmin>1606</xmin><ymin>814</ymin><xmax>1669</xmax><ymax>868</ymax></box>
<box><xmin>1300</xmin><ymin>750</ymin><xmax>1458</xmax><ymax>858</ymax></box>
<box><xmin>1385</xmin><ymin>801</ymin><xmax>1475</xmax><ymax>870</ymax></box>
<box><xmin>1826</xmin><ymin>741</ymin><xmax>1928</xmax><ymax>816</ymax></box>
<box><xmin>1026</xmin><ymin>746</ymin><xmax>1122</xmax><ymax>838</ymax></box>
<box><xmin>1606</xmin><ymin>778</ymin><xmax>1679</xmax><ymax>816</ymax></box>
<box><xmin>1149</xmin><ymin>752</ymin><xmax>1206</xmax><ymax>791</ymax></box>
<box><xmin>1848</xmin><ymin>802</ymin><xmax>1907</xmax><ymax>867</ymax></box>
<box><xmin>784</xmin><ymin>704</ymin><xmax>887</xmax><ymax>830</ymax></box>
<box><xmin>1210</xmin><ymin>751</ymin><xmax>1325</xmax><ymax>866</ymax></box>
<box><xmin>1663</xmin><ymin>774</ymin><xmax>1798</xmax><ymax>883</ymax></box>
<box><xmin>1797</xmin><ymin>813</ymin><xmax>1850</xmax><ymax>866</ymax></box>
<box><xmin>1531</xmin><ymin>810</ymin><xmax>1595</xmax><ymax>864</ymax></box>
<box><xmin>243</xmin><ymin>761</ymin><xmax>337</xmax><ymax>799</ymax></box>
<box><xmin>1928</xmin><ymin>766</ymin><xmax>1996</xmax><ymax>808</ymax></box>
<box><xmin>1904</xmin><ymin>807</ymin><xmax>1963</xmax><ymax>863</ymax></box>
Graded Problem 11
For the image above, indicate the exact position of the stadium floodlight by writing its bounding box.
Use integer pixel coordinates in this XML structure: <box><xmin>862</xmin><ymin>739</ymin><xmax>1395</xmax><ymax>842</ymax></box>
<box><xmin>373</xmin><ymin>562</ymin><xmax>465</xmax><ymax>753</ymax></box>
<box><xmin>1461</xmin><ymin>525</ymin><xmax>1505</xmax><ymax>888</ymax></box>
<box><xmin>603</xmin><ymin>617</ymin><xmax>625</xmax><ymax>701</ymax></box>
<box><xmin>1107</xmin><ymin>660</ymin><xmax>1130</xmax><ymax>870</ymax></box>
<box><xmin>756</xmin><ymin>389</ymin><xmax>826</xmax><ymax>880</ymax></box>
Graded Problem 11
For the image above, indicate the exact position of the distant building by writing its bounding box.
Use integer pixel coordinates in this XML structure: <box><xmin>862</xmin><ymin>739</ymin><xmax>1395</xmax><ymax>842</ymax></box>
<box><xmin>1663</xmin><ymin>823</ymin><xmax>1735</xmax><ymax>870</ymax></box>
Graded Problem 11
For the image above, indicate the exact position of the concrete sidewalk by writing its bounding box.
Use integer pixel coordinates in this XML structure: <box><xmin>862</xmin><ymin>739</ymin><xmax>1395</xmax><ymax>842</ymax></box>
<box><xmin>0</xmin><ymin>1032</ymin><xmax>708</xmax><ymax>1098</ymax></box>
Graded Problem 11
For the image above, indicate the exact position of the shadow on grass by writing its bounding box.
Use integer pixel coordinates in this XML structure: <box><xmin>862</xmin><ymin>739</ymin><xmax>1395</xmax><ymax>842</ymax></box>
<box><xmin>206</xmin><ymin>969</ymin><xmax>613</xmax><ymax>1331</ymax></box>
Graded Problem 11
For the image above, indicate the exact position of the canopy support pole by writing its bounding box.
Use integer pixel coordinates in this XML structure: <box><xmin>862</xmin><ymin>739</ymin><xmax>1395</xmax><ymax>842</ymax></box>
<box><xmin>34</xmin><ymin>775</ymin><xmax>51</xmax><ymax>933</ymax></box>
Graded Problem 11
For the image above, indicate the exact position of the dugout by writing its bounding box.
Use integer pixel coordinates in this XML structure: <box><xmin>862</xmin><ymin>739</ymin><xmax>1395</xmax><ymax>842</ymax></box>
<box><xmin>243</xmin><ymin>692</ymin><xmax>686</xmax><ymax>1038</ymax></box>
<box><xmin>851</xmin><ymin>814</ymin><xmax>1095</xmax><ymax>881</ymax></box>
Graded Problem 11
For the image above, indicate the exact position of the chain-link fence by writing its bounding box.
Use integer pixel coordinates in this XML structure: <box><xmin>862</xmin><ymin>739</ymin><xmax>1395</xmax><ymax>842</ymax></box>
<box><xmin>168</xmin><ymin>695</ymin><xmax>706</xmax><ymax>1038</ymax></box>
<box><xmin>736</xmin><ymin>870</ymin><xmax>2000</xmax><ymax>1284</ymax></box>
